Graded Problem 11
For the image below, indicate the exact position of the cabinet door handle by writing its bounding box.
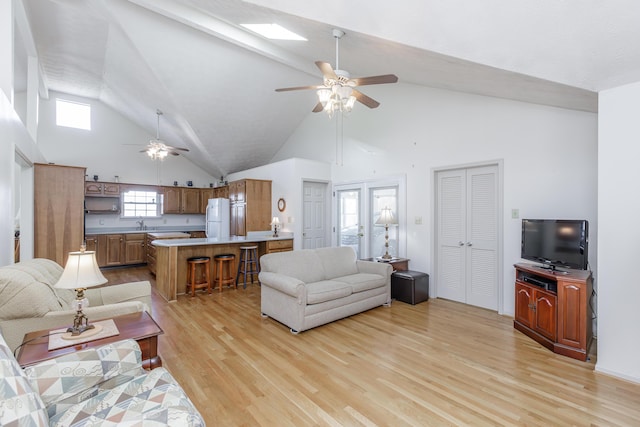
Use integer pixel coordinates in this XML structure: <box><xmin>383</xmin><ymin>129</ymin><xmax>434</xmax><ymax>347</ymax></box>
<box><xmin>466</xmin><ymin>242</ymin><xmax>473</xmax><ymax>246</ymax></box>
<box><xmin>458</xmin><ymin>241</ymin><xmax>464</xmax><ymax>246</ymax></box>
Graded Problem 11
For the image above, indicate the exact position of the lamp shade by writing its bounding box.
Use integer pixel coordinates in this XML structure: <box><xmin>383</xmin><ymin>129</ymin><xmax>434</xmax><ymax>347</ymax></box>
<box><xmin>271</xmin><ymin>217</ymin><xmax>280</xmax><ymax>225</ymax></box>
<box><xmin>375</xmin><ymin>207</ymin><xmax>398</xmax><ymax>226</ymax></box>
<box><xmin>55</xmin><ymin>251</ymin><xmax>107</xmax><ymax>290</ymax></box>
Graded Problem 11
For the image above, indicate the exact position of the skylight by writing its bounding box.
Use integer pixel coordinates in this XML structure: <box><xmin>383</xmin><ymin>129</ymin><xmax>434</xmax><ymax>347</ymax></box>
<box><xmin>240</xmin><ymin>24</ymin><xmax>307</xmax><ymax>41</ymax></box>
<box><xmin>56</xmin><ymin>99</ymin><xmax>91</xmax><ymax>130</ymax></box>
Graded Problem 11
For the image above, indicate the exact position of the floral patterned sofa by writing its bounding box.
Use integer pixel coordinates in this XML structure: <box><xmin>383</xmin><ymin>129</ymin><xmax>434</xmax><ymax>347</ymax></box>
<box><xmin>0</xmin><ymin>330</ymin><xmax>205</xmax><ymax>426</ymax></box>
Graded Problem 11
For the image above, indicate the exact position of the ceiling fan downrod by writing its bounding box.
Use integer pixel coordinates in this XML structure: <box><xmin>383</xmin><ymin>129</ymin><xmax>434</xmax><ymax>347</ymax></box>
<box><xmin>333</xmin><ymin>29</ymin><xmax>345</xmax><ymax>71</ymax></box>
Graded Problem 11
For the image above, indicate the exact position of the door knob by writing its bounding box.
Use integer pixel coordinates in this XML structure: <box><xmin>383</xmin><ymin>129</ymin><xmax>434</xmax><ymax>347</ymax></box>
<box><xmin>458</xmin><ymin>241</ymin><xmax>464</xmax><ymax>246</ymax></box>
<box><xmin>466</xmin><ymin>242</ymin><xmax>473</xmax><ymax>246</ymax></box>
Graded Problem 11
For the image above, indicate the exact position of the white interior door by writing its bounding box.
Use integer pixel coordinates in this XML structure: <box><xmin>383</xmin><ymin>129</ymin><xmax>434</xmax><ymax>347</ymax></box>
<box><xmin>302</xmin><ymin>181</ymin><xmax>328</xmax><ymax>249</ymax></box>
<box><xmin>436</xmin><ymin>165</ymin><xmax>499</xmax><ymax>311</ymax></box>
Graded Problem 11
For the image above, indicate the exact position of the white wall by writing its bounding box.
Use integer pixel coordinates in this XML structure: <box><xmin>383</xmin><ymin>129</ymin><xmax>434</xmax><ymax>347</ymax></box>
<box><xmin>227</xmin><ymin>157</ymin><xmax>332</xmax><ymax>250</ymax></box>
<box><xmin>274</xmin><ymin>83</ymin><xmax>598</xmax><ymax>316</ymax></box>
<box><xmin>597</xmin><ymin>81</ymin><xmax>640</xmax><ymax>383</ymax></box>
<box><xmin>37</xmin><ymin>92</ymin><xmax>215</xmax><ymax>188</ymax></box>
<box><xmin>0</xmin><ymin>2</ymin><xmax>45</xmax><ymax>267</ymax></box>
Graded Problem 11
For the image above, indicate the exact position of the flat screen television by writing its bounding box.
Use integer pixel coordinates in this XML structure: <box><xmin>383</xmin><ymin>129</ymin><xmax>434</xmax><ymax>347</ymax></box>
<box><xmin>521</xmin><ymin>219</ymin><xmax>589</xmax><ymax>271</ymax></box>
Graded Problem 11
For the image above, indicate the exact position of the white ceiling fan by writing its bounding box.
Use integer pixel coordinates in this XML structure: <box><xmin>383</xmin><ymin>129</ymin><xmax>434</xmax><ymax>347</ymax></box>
<box><xmin>275</xmin><ymin>29</ymin><xmax>398</xmax><ymax>116</ymax></box>
<box><xmin>142</xmin><ymin>110</ymin><xmax>189</xmax><ymax>160</ymax></box>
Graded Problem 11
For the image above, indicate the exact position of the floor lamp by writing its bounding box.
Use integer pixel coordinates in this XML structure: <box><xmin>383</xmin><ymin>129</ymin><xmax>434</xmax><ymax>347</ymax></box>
<box><xmin>375</xmin><ymin>206</ymin><xmax>398</xmax><ymax>260</ymax></box>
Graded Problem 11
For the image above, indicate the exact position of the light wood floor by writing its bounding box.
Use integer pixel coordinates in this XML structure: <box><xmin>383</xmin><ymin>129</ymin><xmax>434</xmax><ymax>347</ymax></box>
<box><xmin>103</xmin><ymin>266</ymin><xmax>640</xmax><ymax>426</ymax></box>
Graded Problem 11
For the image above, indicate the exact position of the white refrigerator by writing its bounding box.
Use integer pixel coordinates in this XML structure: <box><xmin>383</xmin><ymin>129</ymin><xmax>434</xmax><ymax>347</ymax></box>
<box><xmin>205</xmin><ymin>198</ymin><xmax>230</xmax><ymax>239</ymax></box>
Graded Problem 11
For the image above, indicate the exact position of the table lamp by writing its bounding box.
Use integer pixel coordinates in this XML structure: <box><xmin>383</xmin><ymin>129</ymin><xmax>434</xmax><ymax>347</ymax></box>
<box><xmin>55</xmin><ymin>247</ymin><xmax>107</xmax><ymax>336</ymax></box>
<box><xmin>271</xmin><ymin>217</ymin><xmax>281</xmax><ymax>237</ymax></box>
<box><xmin>375</xmin><ymin>206</ymin><xmax>398</xmax><ymax>260</ymax></box>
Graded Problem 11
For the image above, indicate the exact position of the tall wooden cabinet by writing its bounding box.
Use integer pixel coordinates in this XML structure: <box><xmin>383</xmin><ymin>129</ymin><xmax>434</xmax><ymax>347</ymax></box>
<box><xmin>229</xmin><ymin>179</ymin><xmax>271</xmax><ymax>236</ymax></box>
<box><xmin>514</xmin><ymin>263</ymin><xmax>593</xmax><ymax>361</ymax></box>
<box><xmin>34</xmin><ymin>164</ymin><xmax>86</xmax><ymax>266</ymax></box>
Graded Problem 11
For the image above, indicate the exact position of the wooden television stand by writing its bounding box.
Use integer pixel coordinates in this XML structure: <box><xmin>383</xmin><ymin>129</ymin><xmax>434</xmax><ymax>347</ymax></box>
<box><xmin>514</xmin><ymin>263</ymin><xmax>593</xmax><ymax>361</ymax></box>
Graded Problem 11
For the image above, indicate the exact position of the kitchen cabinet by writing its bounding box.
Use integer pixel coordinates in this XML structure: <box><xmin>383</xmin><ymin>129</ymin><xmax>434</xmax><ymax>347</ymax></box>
<box><xmin>146</xmin><ymin>232</ymin><xmax>191</xmax><ymax>274</ymax></box>
<box><xmin>182</xmin><ymin>188</ymin><xmax>200</xmax><ymax>213</ymax></box>
<box><xmin>84</xmin><ymin>234</ymin><xmax>102</xmax><ymax>265</ymax></box>
<box><xmin>34</xmin><ymin>164</ymin><xmax>86</xmax><ymax>266</ymax></box>
<box><xmin>200</xmin><ymin>189</ymin><xmax>214</xmax><ymax>213</ymax></box>
<box><xmin>265</xmin><ymin>239</ymin><xmax>293</xmax><ymax>254</ymax></box>
<box><xmin>85</xmin><ymin>181</ymin><xmax>120</xmax><ymax>196</ymax></box>
<box><xmin>228</xmin><ymin>179</ymin><xmax>271</xmax><ymax>236</ymax></box>
<box><xmin>162</xmin><ymin>186</ymin><xmax>201</xmax><ymax>214</ymax></box>
<box><xmin>163</xmin><ymin>187</ymin><xmax>181</xmax><ymax>214</ymax></box>
<box><xmin>124</xmin><ymin>233</ymin><xmax>146</xmax><ymax>264</ymax></box>
<box><xmin>200</xmin><ymin>186</ymin><xmax>230</xmax><ymax>213</ymax></box>
<box><xmin>104</xmin><ymin>234</ymin><xmax>125</xmax><ymax>266</ymax></box>
<box><xmin>214</xmin><ymin>185</ymin><xmax>229</xmax><ymax>199</ymax></box>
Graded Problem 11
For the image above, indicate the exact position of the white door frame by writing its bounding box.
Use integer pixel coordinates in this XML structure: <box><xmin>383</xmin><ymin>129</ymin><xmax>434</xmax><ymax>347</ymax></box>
<box><xmin>333</xmin><ymin>175</ymin><xmax>407</xmax><ymax>258</ymax></box>
<box><xmin>431</xmin><ymin>160</ymin><xmax>504</xmax><ymax>314</ymax></box>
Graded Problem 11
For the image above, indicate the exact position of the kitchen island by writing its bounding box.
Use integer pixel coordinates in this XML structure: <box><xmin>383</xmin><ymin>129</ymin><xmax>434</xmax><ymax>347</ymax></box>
<box><xmin>152</xmin><ymin>234</ymin><xmax>293</xmax><ymax>301</ymax></box>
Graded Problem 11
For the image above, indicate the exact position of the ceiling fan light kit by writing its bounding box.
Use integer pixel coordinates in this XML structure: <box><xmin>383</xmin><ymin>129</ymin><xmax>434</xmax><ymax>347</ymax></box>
<box><xmin>275</xmin><ymin>29</ymin><xmax>398</xmax><ymax>118</ymax></box>
<box><xmin>143</xmin><ymin>110</ymin><xmax>189</xmax><ymax>161</ymax></box>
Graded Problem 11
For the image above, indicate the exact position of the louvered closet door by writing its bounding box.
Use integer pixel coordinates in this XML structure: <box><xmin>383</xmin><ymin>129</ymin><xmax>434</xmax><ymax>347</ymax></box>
<box><xmin>436</xmin><ymin>165</ymin><xmax>498</xmax><ymax>311</ymax></box>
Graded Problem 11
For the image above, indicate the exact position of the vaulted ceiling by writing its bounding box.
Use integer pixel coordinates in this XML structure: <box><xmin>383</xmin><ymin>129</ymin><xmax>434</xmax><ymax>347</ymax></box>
<box><xmin>16</xmin><ymin>0</ymin><xmax>640</xmax><ymax>177</ymax></box>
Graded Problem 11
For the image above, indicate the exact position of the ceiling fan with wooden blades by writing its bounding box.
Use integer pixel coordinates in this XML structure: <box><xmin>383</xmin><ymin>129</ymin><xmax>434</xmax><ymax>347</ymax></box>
<box><xmin>141</xmin><ymin>110</ymin><xmax>189</xmax><ymax>160</ymax></box>
<box><xmin>276</xmin><ymin>29</ymin><xmax>398</xmax><ymax>116</ymax></box>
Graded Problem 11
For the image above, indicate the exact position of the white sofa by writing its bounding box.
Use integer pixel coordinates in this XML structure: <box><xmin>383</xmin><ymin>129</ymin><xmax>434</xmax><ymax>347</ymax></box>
<box><xmin>0</xmin><ymin>258</ymin><xmax>152</xmax><ymax>352</ymax></box>
<box><xmin>259</xmin><ymin>246</ymin><xmax>392</xmax><ymax>333</ymax></box>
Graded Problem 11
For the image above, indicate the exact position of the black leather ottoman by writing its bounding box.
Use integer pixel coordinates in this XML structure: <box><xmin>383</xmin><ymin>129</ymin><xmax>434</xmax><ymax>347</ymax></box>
<box><xmin>391</xmin><ymin>270</ymin><xmax>429</xmax><ymax>304</ymax></box>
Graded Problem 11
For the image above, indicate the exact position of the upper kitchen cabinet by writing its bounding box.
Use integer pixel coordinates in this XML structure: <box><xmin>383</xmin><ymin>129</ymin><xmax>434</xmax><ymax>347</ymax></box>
<box><xmin>228</xmin><ymin>179</ymin><xmax>271</xmax><ymax>236</ymax></box>
<box><xmin>34</xmin><ymin>164</ymin><xmax>86</xmax><ymax>266</ymax></box>
<box><xmin>199</xmin><ymin>186</ymin><xmax>229</xmax><ymax>213</ymax></box>
<box><xmin>162</xmin><ymin>186</ymin><xmax>201</xmax><ymax>214</ymax></box>
<box><xmin>85</xmin><ymin>181</ymin><xmax>120</xmax><ymax>196</ymax></box>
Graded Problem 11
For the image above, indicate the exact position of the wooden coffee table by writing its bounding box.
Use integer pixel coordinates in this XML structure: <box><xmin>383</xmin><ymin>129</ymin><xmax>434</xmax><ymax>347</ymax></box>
<box><xmin>17</xmin><ymin>311</ymin><xmax>163</xmax><ymax>370</ymax></box>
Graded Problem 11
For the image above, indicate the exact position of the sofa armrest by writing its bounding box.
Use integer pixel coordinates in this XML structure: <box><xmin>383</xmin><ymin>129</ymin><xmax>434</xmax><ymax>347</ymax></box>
<box><xmin>258</xmin><ymin>272</ymin><xmax>306</xmax><ymax>300</ymax></box>
<box><xmin>356</xmin><ymin>260</ymin><xmax>393</xmax><ymax>278</ymax></box>
<box><xmin>23</xmin><ymin>339</ymin><xmax>144</xmax><ymax>417</ymax></box>
<box><xmin>86</xmin><ymin>281</ymin><xmax>152</xmax><ymax>314</ymax></box>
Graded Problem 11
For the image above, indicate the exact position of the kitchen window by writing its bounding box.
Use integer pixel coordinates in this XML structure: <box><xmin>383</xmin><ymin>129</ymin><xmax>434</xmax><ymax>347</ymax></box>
<box><xmin>121</xmin><ymin>190</ymin><xmax>161</xmax><ymax>218</ymax></box>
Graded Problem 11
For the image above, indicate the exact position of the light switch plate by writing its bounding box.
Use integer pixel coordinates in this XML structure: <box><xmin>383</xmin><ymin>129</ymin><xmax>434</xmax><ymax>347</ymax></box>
<box><xmin>511</xmin><ymin>209</ymin><xmax>519</xmax><ymax>219</ymax></box>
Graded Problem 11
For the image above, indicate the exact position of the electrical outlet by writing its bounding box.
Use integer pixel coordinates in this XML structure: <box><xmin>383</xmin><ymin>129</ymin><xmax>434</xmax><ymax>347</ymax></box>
<box><xmin>415</xmin><ymin>216</ymin><xmax>423</xmax><ymax>225</ymax></box>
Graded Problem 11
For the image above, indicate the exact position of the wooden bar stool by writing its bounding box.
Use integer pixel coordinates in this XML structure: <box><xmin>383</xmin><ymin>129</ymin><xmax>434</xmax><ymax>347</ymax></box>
<box><xmin>236</xmin><ymin>245</ymin><xmax>260</xmax><ymax>289</ymax></box>
<box><xmin>214</xmin><ymin>254</ymin><xmax>236</xmax><ymax>292</ymax></box>
<box><xmin>186</xmin><ymin>256</ymin><xmax>211</xmax><ymax>297</ymax></box>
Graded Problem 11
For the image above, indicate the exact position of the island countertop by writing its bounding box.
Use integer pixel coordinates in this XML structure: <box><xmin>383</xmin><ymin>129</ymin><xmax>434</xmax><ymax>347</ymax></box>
<box><xmin>152</xmin><ymin>233</ymin><xmax>294</xmax><ymax>301</ymax></box>
<box><xmin>152</xmin><ymin>233</ymin><xmax>293</xmax><ymax>247</ymax></box>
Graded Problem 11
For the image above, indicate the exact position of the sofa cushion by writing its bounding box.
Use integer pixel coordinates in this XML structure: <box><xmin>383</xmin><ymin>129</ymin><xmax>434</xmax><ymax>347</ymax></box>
<box><xmin>0</xmin><ymin>330</ymin><xmax>48</xmax><ymax>426</ymax></box>
<box><xmin>49</xmin><ymin>367</ymin><xmax>205</xmax><ymax>427</ymax></box>
<box><xmin>261</xmin><ymin>250</ymin><xmax>326</xmax><ymax>284</ymax></box>
<box><xmin>335</xmin><ymin>273</ymin><xmax>387</xmax><ymax>293</ymax></box>
<box><xmin>315</xmin><ymin>247</ymin><xmax>359</xmax><ymax>279</ymax></box>
<box><xmin>307</xmin><ymin>280</ymin><xmax>352</xmax><ymax>304</ymax></box>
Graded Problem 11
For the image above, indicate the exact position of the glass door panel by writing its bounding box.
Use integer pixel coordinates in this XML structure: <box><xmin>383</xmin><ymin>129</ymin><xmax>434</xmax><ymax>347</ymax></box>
<box><xmin>370</xmin><ymin>187</ymin><xmax>398</xmax><ymax>258</ymax></box>
<box><xmin>337</xmin><ymin>189</ymin><xmax>363</xmax><ymax>258</ymax></box>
